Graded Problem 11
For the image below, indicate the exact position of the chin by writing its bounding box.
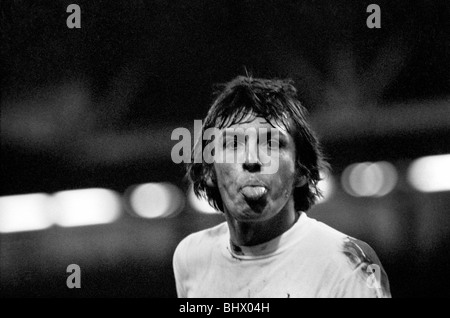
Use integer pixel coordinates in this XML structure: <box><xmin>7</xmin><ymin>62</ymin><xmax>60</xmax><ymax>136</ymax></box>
<box><xmin>237</xmin><ymin>206</ymin><xmax>271</xmax><ymax>221</ymax></box>
<box><xmin>226</xmin><ymin>200</ymin><xmax>271</xmax><ymax>220</ymax></box>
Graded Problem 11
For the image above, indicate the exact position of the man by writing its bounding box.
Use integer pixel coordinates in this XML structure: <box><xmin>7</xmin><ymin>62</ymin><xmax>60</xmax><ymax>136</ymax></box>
<box><xmin>173</xmin><ymin>75</ymin><xmax>391</xmax><ymax>298</ymax></box>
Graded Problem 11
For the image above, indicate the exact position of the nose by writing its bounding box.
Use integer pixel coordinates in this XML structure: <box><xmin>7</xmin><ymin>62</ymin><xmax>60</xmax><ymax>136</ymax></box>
<box><xmin>243</xmin><ymin>141</ymin><xmax>261</xmax><ymax>173</ymax></box>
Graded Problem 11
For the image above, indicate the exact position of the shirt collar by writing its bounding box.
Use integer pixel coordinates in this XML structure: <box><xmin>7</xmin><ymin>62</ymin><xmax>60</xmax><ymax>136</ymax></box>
<box><xmin>226</xmin><ymin>211</ymin><xmax>307</xmax><ymax>260</ymax></box>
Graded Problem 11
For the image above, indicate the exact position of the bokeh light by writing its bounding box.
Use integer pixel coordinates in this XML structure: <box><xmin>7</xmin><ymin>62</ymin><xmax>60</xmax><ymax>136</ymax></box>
<box><xmin>188</xmin><ymin>186</ymin><xmax>219</xmax><ymax>214</ymax></box>
<box><xmin>128</xmin><ymin>182</ymin><xmax>185</xmax><ymax>218</ymax></box>
<box><xmin>316</xmin><ymin>170</ymin><xmax>335</xmax><ymax>204</ymax></box>
<box><xmin>52</xmin><ymin>188</ymin><xmax>122</xmax><ymax>227</ymax></box>
<box><xmin>341</xmin><ymin>161</ymin><xmax>398</xmax><ymax>197</ymax></box>
<box><xmin>408</xmin><ymin>154</ymin><xmax>450</xmax><ymax>192</ymax></box>
<box><xmin>0</xmin><ymin>193</ymin><xmax>53</xmax><ymax>233</ymax></box>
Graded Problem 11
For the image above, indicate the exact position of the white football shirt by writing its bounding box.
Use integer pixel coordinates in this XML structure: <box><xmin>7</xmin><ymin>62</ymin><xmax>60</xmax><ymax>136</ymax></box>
<box><xmin>173</xmin><ymin>212</ymin><xmax>391</xmax><ymax>298</ymax></box>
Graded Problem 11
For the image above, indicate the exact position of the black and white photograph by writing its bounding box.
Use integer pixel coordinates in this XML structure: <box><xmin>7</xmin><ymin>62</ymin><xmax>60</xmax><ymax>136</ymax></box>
<box><xmin>1</xmin><ymin>0</ymin><xmax>449</xmax><ymax>300</ymax></box>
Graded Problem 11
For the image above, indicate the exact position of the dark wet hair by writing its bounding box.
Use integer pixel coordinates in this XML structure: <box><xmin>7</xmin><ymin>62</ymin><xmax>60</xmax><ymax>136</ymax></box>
<box><xmin>186</xmin><ymin>75</ymin><xmax>328</xmax><ymax>212</ymax></box>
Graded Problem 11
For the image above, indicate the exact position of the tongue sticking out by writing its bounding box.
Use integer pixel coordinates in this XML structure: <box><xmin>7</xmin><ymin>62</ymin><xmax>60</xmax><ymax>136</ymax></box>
<box><xmin>241</xmin><ymin>186</ymin><xmax>267</xmax><ymax>201</ymax></box>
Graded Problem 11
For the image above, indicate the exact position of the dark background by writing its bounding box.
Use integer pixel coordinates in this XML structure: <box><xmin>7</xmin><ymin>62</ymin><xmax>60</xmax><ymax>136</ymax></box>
<box><xmin>1</xmin><ymin>0</ymin><xmax>449</xmax><ymax>297</ymax></box>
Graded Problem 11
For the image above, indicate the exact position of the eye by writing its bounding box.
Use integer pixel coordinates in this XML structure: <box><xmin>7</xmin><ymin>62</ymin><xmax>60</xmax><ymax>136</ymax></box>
<box><xmin>267</xmin><ymin>138</ymin><xmax>280</xmax><ymax>148</ymax></box>
<box><xmin>224</xmin><ymin>136</ymin><xmax>243</xmax><ymax>149</ymax></box>
<box><xmin>260</xmin><ymin>138</ymin><xmax>280</xmax><ymax>150</ymax></box>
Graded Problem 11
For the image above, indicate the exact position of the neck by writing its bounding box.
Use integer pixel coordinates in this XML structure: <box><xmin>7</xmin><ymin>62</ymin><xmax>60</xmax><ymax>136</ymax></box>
<box><xmin>225</xmin><ymin>199</ymin><xmax>299</xmax><ymax>247</ymax></box>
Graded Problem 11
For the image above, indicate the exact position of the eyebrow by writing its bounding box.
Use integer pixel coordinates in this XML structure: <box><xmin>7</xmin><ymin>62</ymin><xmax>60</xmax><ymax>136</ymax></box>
<box><xmin>220</xmin><ymin>128</ymin><xmax>289</xmax><ymax>140</ymax></box>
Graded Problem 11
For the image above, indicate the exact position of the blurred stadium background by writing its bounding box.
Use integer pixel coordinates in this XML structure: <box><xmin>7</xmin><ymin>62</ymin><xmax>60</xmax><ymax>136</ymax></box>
<box><xmin>1</xmin><ymin>0</ymin><xmax>449</xmax><ymax>297</ymax></box>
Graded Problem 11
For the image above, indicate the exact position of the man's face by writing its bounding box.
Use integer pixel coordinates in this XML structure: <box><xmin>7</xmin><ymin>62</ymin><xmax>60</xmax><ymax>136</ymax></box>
<box><xmin>212</xmin><ymin>116</ymin><xmax>299</xmax><ymax>222</ymax></box>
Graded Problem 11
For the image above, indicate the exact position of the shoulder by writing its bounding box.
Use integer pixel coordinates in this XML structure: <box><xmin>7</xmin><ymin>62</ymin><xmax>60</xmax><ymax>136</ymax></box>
<box><xmin>301</xmin><ymin>215</ymin><xmax>378</xmax><ymax>262</ymax></box>
<box><xmin>341</xmin><ymin>236</ymin><xmax>382</xmax><ymax>269</ymax></box>
<box><xmin>173</xmin><ymin>221</ymin><xmax>228</xmax><ymax>259</ymax></box>
<box><xmin>173</xmin><ymin>221</ymin><xmax>228</xmax><ymax>285</ymax></box>
<box><xmin>339</xmin><ymin>236</ymin><xmax>391</xmax><ymax>296</ymax></box>
<box><xmin>300</xmin><ymin>215</ymin><xmax>350</xmax><ymax>255</ymax></box>
<box><xmin>302</xmin><ymin>215</ymin><xmax>391</xmax><ymax>297</ymax></box>
<box><xmin>302</xmin><ymin>215</ymin><xmax>388</xmax><ymax>275</ymax></box>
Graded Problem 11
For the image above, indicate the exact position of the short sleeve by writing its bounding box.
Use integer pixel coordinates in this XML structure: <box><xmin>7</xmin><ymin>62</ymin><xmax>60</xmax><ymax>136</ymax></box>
<box><xmin>333</xmin><ymin>237</ymin><xmax>391</xmax><ymax>298</ymax></box>
<box><xmin>333</xmin><ymin>262</ymin><xmax>391</xmax><ymax>298</ymax></box>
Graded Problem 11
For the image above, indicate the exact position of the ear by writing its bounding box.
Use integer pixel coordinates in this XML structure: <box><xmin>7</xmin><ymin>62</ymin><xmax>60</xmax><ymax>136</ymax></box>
<box><xmin>295</xmin><ymin>175</ymin><xmax>308</xmax><ymax>188</ymax></box>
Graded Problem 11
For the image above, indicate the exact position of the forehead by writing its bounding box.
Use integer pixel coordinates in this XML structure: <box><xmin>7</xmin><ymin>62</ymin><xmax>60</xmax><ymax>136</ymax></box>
<box><xmin>223</xmin><ymin>114</ymin><xmax>290</xmax><ymax>135</ymax></box>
